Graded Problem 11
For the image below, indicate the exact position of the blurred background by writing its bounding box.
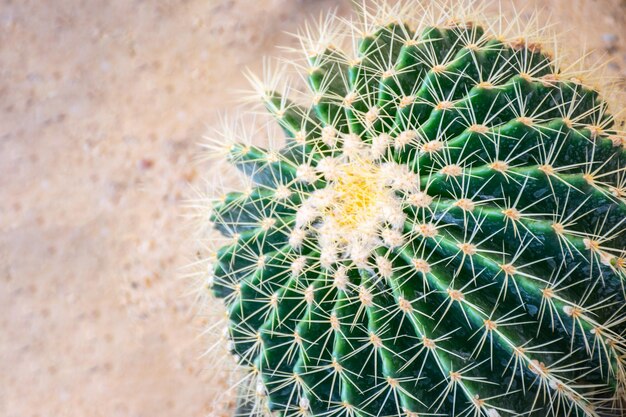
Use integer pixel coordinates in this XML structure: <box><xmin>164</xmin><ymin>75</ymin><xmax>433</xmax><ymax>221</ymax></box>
<box><xmin>0</xmin><ymin>1</ymin><xmax>623</xmax><ymax>416</ymax></box>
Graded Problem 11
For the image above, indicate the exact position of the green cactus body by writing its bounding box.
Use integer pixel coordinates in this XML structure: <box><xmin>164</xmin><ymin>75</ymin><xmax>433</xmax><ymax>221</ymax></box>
<box><xmin>206</xmin><ymin>3</ymin><xmax>626</xmax><ymax>416</ymax></box>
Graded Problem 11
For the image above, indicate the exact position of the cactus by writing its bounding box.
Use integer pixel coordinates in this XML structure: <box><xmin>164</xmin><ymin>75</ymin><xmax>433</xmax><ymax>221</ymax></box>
<box><xmin>204</xmin><ymin>1</ymin><xmax>626</xmax><ymax>416</ymax></box>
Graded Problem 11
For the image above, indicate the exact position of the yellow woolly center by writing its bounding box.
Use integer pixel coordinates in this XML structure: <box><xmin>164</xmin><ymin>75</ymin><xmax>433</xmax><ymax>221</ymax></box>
<box><xmin>296</xmin><ymin>154</ymin><xmax>406</xmax><ymax>266</ymax></box>
<box><xmin>326</xmin><ymin>160</ymin><xmax>384</xmax><ymax>230</ymax></box>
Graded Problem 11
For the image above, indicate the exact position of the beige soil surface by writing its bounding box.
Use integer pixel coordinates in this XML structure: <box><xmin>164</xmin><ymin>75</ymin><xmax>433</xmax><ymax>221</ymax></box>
<box><xmin>1</xmin><ymin>1</ymin><xmax>623</xmax><ymax>417</ymax></box>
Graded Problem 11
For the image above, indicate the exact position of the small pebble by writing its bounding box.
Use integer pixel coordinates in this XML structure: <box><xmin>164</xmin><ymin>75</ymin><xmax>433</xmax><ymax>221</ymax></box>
<box><xmin>602</xmin><ymin>33</ymin><xmax>618</xmax><ymax>44</ymax></box>
<box><xmin>602</xmin><ymin>33</ymin><xmax>618</xmax><ymax>53</ymax></box>
<box><xmin>138</xmin><ymin>158</ymin><xmax>154</xmax><ymax>170</ymax></box>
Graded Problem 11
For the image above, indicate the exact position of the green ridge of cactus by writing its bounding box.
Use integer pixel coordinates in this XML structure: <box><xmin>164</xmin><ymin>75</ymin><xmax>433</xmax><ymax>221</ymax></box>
<box><xmin>204</xmin><ymin>2</ymin><xmax>626</xmax><ymax>416</ymax></box>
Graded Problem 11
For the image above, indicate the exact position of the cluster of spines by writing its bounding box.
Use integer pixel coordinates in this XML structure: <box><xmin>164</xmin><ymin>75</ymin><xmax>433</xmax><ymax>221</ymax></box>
<box><xmin>200</xmin><ymin>1</ymin><xmax>626</xmax><ymax>417</ymax></box>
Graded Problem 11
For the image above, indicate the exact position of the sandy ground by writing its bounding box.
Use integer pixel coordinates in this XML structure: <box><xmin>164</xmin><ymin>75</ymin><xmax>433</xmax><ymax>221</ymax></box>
<box><xmin>0</xmin><ymin>1</ymin><xmax>623</xmax><ymax>417</ymax></box>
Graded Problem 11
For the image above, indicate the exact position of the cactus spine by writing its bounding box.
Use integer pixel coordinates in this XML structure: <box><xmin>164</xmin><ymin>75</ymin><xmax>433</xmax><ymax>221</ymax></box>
<box><xmin>204</xmin><ymin>1</ymin><xmax>626</xmax><ymax>416</ymax></box>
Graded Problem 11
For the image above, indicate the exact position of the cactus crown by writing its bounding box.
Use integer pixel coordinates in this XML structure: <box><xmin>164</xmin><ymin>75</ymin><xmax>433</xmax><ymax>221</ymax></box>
<box><xmin>204</xmin><ymin>1</ymin><xmax>626</xmax><ymax>416</ymax></box>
